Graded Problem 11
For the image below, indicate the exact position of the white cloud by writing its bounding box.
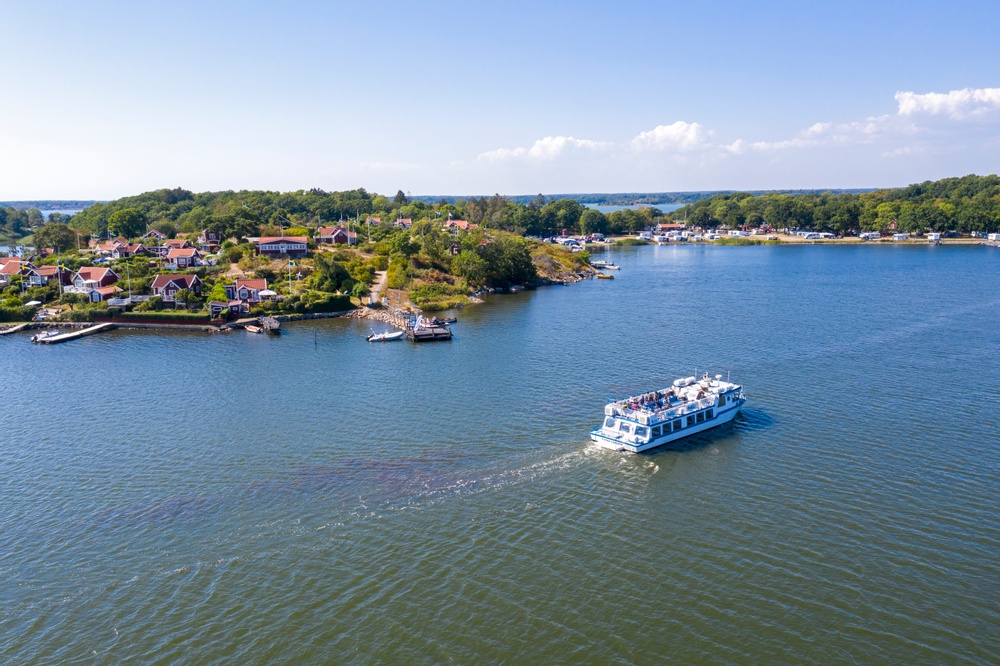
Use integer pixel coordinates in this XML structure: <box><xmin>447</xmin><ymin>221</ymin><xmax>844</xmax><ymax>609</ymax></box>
<box><xmin>895</xmin><ymin>87</ymin><xmax>1000</xmax><ymax>120</ymax></box>
<box><xmin>631</xmin><ymin>121</ymin><xmax>710</xmax><ymax>152</ymax></box>
<box><xmin>477</xmin><ymin>135</ymin><xmax>611</xmax><ymax>162</ymax></box>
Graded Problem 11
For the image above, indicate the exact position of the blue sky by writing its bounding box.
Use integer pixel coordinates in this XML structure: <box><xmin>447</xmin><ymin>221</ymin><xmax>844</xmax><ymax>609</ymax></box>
<box><xmin>2</xmin><ymin>0</ymin><xmax>998</xmax><ymax>199</ymax></box>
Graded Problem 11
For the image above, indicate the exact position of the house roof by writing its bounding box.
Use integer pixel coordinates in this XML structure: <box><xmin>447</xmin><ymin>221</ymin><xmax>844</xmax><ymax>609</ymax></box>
<box><xmin>235</xmin><ymin>278</ymin><xmax>268</xmax><ymax>291</ymax></box>
<box><xmin>75</xmin><ymin>267</ymin><xmax>117</xmax><ymax>282</ymax></box>
<box><xmin>167</xmin><ymin>247</ymin><xmax>198</xmax><ymax>258</ymax></box>
<box><xmin>151</xmin><ymin>274</ymin><xmax>201</xmax><ymax>290</ymax></box>
<box><xmin>33</xmin><ymin>266</ymin><xmax>60</xmax><ymax>277</ymax></box>
<box><xmin>94</xmin><ymin>286</ymin><xmax>123</xmax><ymax>296</ymax></box>
<box><xmin>317</xmin><ymin>226</ymin><xmax>356</xmax><ymax>239</ymax></box>
<box><xmin>257</xmin><ymin>236</ymin><xmax>308</xmax><ymax>244</ymax></box>
<box><xmin>163</xmin><ymin>239</ymin><xmax>192</xmax><ymax>248</ymax></box>
<box><xmin>0</xmin><ymin>259</ymin><xmax>31</xmax><ymax>275</ymax></box>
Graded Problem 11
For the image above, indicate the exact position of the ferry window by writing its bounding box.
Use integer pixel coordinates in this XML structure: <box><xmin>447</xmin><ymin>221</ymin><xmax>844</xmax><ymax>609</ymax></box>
<box><xmin>707</xmin><ymin>410</ymin><xmax>713</xmax><ymax>419</ymax></box>
<box><xmin>720</xmin><ymin>395</ymin><xmax>726</xmax><ymax>404</ymax></box>
<box><xmin>687</xmin><ymin>416</ymin><xmax>694</xmax><ymax>427</ymax></box>
<box><xmin>673</xmin><ymin>421</ymin><xmax>681</xmax><ymax>431</ymax></box>
<box><xmin>604</xmin><ymin>417</ymin><xmax>615</xmax><ymax>428</ymax></box>
<box><xmin>636</xmin><ymin>427</ymin><xmax>649</xmax><ymax>439</ymax></box>
<box><xmin>653</xmin><ymin>425</ymin><xmax>661</xmax><ymax>436</ymax></box>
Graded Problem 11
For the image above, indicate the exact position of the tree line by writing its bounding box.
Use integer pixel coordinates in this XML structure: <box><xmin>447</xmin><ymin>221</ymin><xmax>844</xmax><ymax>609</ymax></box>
<box><xmin>676</xmin><ymin>174</ymin><xmax>1000</xmax><ymax>234</ymax></box>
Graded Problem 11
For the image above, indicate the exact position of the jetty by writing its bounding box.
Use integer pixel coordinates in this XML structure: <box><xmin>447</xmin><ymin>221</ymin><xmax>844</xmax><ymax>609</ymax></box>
<box><xmin>36</xmin><ymin>322</ymin><xmax>116</xmax><ymax>344</ymax></box>
<box><xmin>406</xmin><ymin>325</ymin><xmax>452</xmax><ymax>342</ymax></box>
<box><xmin>0</xmin><ymin>323</ymin><xmax>30</xmax><ymax>336</ymax></box>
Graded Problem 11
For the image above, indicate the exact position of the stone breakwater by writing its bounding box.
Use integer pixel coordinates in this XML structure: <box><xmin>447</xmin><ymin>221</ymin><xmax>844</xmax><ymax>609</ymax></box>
<box><xmin>346</xmin><ymin>307</ymin><xmax>410</xmax><ymax>330</ymax></box>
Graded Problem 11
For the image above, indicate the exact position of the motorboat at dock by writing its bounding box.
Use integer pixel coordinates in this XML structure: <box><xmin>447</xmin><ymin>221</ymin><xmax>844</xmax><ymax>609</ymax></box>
<box><xmin>31</xmin><ymin>329</ymin><xmax>61</xmax><ymax>344</ymax></box>
<box><xmin>405</xmin><ymin>315</ymin><xmax>452</xmax><ymax>342</ymax></box>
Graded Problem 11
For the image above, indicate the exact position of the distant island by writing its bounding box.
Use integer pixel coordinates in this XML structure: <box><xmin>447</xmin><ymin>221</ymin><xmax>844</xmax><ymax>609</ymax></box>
<box><xmin>412</xmin><ymin>189</ymin><xmax>877</xmax><ymax>207</ymax></box>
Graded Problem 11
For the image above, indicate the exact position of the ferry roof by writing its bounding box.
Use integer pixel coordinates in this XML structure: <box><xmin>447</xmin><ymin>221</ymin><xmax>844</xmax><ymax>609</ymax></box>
<box><xmin>607</xmin><ymin>374</ymin><xmax>742</xmax><ymax>424</ymax></box>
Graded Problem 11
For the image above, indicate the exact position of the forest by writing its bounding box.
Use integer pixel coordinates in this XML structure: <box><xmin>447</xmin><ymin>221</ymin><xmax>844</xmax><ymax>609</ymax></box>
<box><xmin>4</xmin><ymin>174</ymin><xmax>999</xmax><ymax>245</ymax></box>
<box><xmin>676</xmin><ymin>174</ymin><xmax>1000</xmax><ymax>234</ymax></box>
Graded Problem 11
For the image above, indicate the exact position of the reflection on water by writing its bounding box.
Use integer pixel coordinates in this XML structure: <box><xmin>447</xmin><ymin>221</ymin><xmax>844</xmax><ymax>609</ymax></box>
<box><xmin>1</xmin><ymin>244</ymin><xmax>999</xmax><ymax>663</ymax></box>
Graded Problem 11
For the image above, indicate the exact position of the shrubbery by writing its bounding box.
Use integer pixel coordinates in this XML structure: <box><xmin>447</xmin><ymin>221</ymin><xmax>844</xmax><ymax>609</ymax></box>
<box><xmin>0</xmin><ymin>305</ymin><xmax>38</xmax><ymax>322</ymax></box>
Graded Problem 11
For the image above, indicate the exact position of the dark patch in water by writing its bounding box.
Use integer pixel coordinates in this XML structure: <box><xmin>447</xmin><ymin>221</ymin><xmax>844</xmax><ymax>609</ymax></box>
<box><xmin>93</xmin><ymin>494</ymin><xmax>214</xmax><ymax>526</ymax></box>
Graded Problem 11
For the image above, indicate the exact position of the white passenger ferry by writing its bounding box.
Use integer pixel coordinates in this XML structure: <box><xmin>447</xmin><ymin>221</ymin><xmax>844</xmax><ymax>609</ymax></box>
<box><xmin>591</xmin><ymin>373</ymin><xmax>746</xmax><ymax>452</ymax></box>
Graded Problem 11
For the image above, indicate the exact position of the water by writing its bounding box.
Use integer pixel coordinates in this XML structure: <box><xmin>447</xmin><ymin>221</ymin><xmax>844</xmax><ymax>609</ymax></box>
<box><xmin>38</xmin><ymin>209</ymin><xmax>85</xmax><ymax>219</ymax></box>
<box><xmin>584</xmin><ymin>203</ymin><xmax>684</xmax><ymax>213</ymax></box>
<box><xmin>2</xmin><ymin>244</ymin><xmax>999</xmax><ymax>663</ymax></box>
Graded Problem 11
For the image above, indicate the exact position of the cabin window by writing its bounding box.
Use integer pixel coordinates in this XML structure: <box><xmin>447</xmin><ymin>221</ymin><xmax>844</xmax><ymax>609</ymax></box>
<box><xmin>653</xmin><ymin>425</ymin><xmax>662</xmax><ymax>437</ymax></box>
<box><xmin>720</xmin><ymin>395</ymin><xmax>726</xmax><ymax>404</ymax></box>
<box><xmin>636</xmin><ymin>427</ymin><xmax>649</xmax><ymax>439</ymax></box>
<box><xmin>687</xmin><ymin>416</ymin><xmax>695</xmax><ymax>427</ymax></box>
<box><xmin>604</xmin><ymin>417</ymin><xmax>615</xmax><ymax>428</ymax></box>
<box><xmin>673</xmin><ymin>421</ymin><xmax>681</xmax><ymax>431</ymax></box>
<box><xmin>697</xmin><ymin>412</ymin><xmax>705</xmax><ymax>423</ymax></box>
<box><xmin>707</xmin><ymin>410</ymin><xmax>713</xmax><ymax>419</ymax></box>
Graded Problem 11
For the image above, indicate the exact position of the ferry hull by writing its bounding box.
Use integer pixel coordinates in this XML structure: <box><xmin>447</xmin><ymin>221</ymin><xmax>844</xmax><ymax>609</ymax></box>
<box><xmin>591</xmin><ymin>403</ymin><xmax>743</xmax><ymax>453</ymax></box>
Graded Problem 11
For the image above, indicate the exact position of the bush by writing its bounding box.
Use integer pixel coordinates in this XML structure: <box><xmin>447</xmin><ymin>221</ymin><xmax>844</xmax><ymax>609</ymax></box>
<box><xmin>0</xmin><ymin>305</ymin><xmax>38</xmax><ymax>322</ymax></box>
<box><xmin>614</xmin><ymin>238</ymin><xmax>649</xmax><ymax>246</ymax></box>
<box><xmin>386</xmin><ymin>255</ymin><xmax>409</xmax><ymax>289</ymax></box>
<box><xmin>369</xmin><ymin>255</ymin><xmax>389</xmax><ymax>271</ymax></box>
<box><xmin>713</xmin><ymin>237</ymin><xmax>782</xmax><ymax>246</ymax></box>
<box><xmin>110</xmin><ymin>311</ymin><xmax>211</xmax><ymax>323</ymax></box>
<box><xmin>302</xmin><ymin>293</ymin><xmax>353</xmax><ymax>313</ymax></box>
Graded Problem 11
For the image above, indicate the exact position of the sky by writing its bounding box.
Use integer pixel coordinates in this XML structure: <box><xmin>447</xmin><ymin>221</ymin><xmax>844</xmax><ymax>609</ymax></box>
<box><xmin>1</xmin><ymin>0</ymin><xmax>999</xmax><ymax>199</ymax></box>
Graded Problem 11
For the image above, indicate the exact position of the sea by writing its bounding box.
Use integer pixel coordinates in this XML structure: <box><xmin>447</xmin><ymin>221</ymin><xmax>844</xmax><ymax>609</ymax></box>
<box><xmin>2</xmin><ymin>244</ymin><xmax>998</xmax><ymax>663</ymax></box>
<box><xmin>585</xmin><ymin>203</ymin><xmax>684</xmax><ymax>214</ymax></box>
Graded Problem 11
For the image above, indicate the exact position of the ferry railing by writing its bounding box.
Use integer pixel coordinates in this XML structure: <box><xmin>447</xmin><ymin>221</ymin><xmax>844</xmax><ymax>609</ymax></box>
<box><xmin>608</xmin><ymin>396</ymin><xmax>717</xmax><ymax>424</ymax></box>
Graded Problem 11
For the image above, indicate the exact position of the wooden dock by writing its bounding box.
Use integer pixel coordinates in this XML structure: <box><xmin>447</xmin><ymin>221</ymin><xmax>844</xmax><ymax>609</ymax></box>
<box><xmin>406</xmin><ymin>325</ymin><xmax>452</xmax><ymax>342</ymax></box>
<box><xmin>260</xmin><ymin>316</ymin><xmax>281</xmax><ymax>334</ymax></box>
<box><xmin>37</xmin><ymin>322</ymin><xmax>116</xmax><ymax>344</ymax></box>
<box><xmin>0</xmin><ymin>323</ymin><xmax>30</xmax><ymax>336</ymax></box>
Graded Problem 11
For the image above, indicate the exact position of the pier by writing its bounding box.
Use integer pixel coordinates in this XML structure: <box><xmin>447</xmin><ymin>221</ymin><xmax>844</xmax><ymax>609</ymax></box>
<box><xmin>0</xmin><ymin>323</ymin><xmax>30</xmax><ymax>336</ymax></box>
<box><xmin>36</xmin><ymin>322</ymin><xmax>116</xmax><ymax>344</ymax></box>
<box><xmin>405</xmin><ymin>324</ymin><xmax>452</xmax><ymax>342</ymax></box>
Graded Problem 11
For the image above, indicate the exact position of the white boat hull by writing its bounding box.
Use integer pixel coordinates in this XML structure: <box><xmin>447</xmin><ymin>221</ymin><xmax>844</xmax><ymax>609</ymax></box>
<box><xmin>591</xmin><ymin>402</ymin><xmax>743</xmax><ymax>453</ymax></box>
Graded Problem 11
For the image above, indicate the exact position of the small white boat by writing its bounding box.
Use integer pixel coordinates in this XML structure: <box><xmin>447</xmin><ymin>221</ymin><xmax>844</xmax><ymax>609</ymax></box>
<box><xmin>31</xmin><ymin>330</ymin><xmax>61</xmax><ymax>344</ymax></box>
<box><xmin>245</xmin><ymin>325</ymin><xmax>263</xmax><ymax>334</ymax></box>
<box><xmin>367</xmin><ymin>330</ymin><xmax>404</xmax><ymax>342</ymax></box>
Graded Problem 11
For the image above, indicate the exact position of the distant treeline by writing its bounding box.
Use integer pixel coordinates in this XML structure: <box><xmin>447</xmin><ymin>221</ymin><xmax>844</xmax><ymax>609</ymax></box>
<box><xmin>13</xmin><ymin>175</ymin><xmax>1000</xmax><ymax>243</ymax></box>
<box><xmin>62</xmin><ymin>187</ymin><xmax>663</xmax><ymax>238</ymax></box>
<box><xmin>676</xmin><ymin>174</ymin><xmax>1000</xmax><ymax>234</ymax></box>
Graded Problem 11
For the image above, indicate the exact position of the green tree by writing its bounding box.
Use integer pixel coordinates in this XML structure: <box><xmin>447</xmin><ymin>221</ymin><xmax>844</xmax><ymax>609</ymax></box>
<box><xmin>451</xmin><ymin>250</ymin><xmax>489</xmax><ymax>287</ymax></box>
<box><xmin>578</xmin><ymin>209</ymin><xmax>607</xmax><ymax>235</ymax></box>
<box><xmin>32</xmin><ymin>223</ymin><xmax>78</xmax><ymax>253</ymax></box>
<box><xmin>207</xmin><ymin>282</ymin><xmax>229</xmax><ymax>303</ymax></box>
<box><xmin>311</xmin><ymin>253</ymin><xmax>352</xmax><ymax>292</ymax></box>
<box><xmin>108</xmin><ymin>208</ymin><xmax>148</xmax><ymax>238</ymax></box>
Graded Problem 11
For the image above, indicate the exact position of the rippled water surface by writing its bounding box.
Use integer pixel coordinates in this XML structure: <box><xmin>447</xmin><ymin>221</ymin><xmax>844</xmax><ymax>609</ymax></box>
<box><xmin>2</xmin><ymin>244</ymin><xmax>999</xmax><ymax>664</ymax></box>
